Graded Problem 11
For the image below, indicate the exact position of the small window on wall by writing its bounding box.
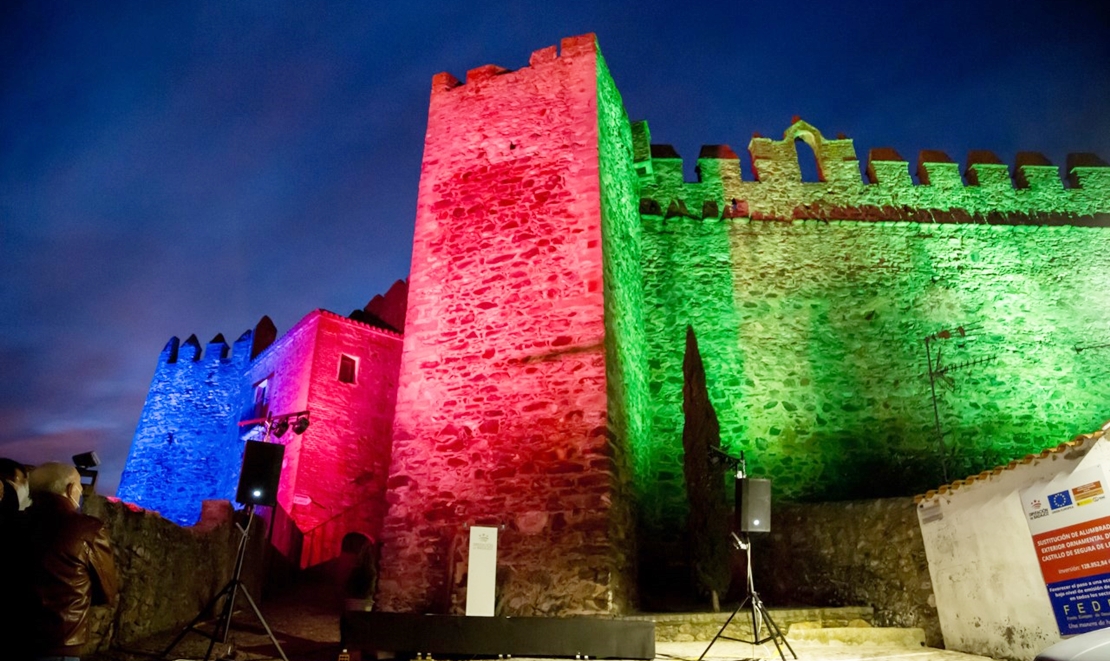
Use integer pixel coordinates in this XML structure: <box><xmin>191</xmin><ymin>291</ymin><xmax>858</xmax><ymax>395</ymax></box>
<box><xmin>338</xmin><ymin>355</ymin><xmax>357</xmax><ymax>384</ymax></box>
<box><xmin>252</xmin><ymin>378</ymin><xmax>270</xmax><ymax>420</ymax></box>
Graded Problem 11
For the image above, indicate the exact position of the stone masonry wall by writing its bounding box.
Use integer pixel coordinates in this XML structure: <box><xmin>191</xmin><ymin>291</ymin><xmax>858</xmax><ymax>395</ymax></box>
<box><xmin>245</xmin><ymin>311</ymin><xmax>320</xmax><ymax>565</ymax></box>
<box><xmin>81</xmin><ymin>496</ymin><xmax>253</xmax><ymax>654</ymax></box>
<box><xmin>245</xmin><ymin>309</ymin><xmax>403</xmax><ymax>569</ymax></box>
<box><xmin>753</xmin><ymin>498</ymin><xmax>941</xmax><ymax>647</ymax></box>
<box><xmin>294</xmin><ymin>311</ymin><xmax>403</xmax><ymax>567</ymax></box>
<box><xmin>118</xmin><ymin>331</ymin><xmax>254</xmax><ymax>526</ymax></box>
<box><xmin>595</xmin><ymin>47</ymin><xmax>647</xmax><ymax>611</ymax></box>
<box><xmin>635</xmin><ymin>120</ymin><xmax>1110</xmax><ymax>525</ymax></box>
<box><xmin>377</xmin><ymin>35</ymin><xmax>635</xmax><ymax>615</ymax></box>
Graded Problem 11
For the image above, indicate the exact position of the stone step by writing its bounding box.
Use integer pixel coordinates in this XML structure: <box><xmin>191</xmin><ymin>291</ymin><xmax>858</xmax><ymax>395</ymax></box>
<box><xmin>627</xmin><ymin>606</ymin><xmax>874</xmax><ymax>642</ymax></box>
<box><xmin>787</xmin><ymin>625</ymin><xmax>927</xmax><ymax>648</ymax></box>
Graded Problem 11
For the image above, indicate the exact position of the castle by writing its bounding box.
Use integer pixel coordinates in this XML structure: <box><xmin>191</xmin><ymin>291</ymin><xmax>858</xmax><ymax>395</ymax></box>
<box><xmin>119</xmin><ymin>34</ymin><xmax>1110</xmax><ymax>615</ymax></box>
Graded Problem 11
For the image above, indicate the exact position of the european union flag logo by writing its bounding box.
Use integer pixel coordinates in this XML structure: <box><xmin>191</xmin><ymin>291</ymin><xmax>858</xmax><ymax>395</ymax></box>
<box><xmin>1049</xmin><ymin>490</ymin><xmax>1074</xmax><ymax>510</ymax></box>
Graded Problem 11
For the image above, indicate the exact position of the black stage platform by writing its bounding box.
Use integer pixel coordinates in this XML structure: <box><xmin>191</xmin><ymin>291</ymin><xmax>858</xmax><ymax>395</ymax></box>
<box><xmin>342</xmin><ymin>611</ymin><xmax>655</xmax><ymax>659</ymax></box>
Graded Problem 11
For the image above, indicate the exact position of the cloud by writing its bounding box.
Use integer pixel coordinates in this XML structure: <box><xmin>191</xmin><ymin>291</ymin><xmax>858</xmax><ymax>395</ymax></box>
<box><xmin>0</xmin><ymin>426</ymin><xmax>130</xmax><ymax>497</ymax></box>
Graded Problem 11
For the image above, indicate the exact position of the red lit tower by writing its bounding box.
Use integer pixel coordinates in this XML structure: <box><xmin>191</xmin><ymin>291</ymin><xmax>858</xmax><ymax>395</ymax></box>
<box><xmin>376</xmin><ymin>34</ymin><xmax>645</xmax><ymax>615</ymax></box>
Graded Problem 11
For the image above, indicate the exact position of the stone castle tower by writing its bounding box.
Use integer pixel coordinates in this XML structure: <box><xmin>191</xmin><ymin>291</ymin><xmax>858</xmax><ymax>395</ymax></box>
<box><xmin>120</xmin><ymin>33</ymin><xmax>1110</xmax><ymax>613</ymax></box>
<box><xmin>375</xmin><ymin>34</ymin><xmax>644</xmax><ymax>615</ymax></box>
<box><xmin>118</xmin><ymin>329</ymin><xmax>260</xmax><ymax>526</ymax></box>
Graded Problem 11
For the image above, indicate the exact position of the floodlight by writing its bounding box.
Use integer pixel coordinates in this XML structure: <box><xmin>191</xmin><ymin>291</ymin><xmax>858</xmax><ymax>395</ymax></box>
<box><xmin>73</xmin><ymin>451</ymin><xmax>100</xmax><ymax>469</ymax></box>
<box><xmin>292</xmin><ymin>416</ymin><xmax>310</xmax><ymax>435</ymax></box>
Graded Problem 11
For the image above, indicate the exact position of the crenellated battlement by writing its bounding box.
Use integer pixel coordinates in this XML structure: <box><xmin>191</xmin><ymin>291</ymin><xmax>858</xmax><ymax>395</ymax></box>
<box><xmin>156</xmin><ymin>315</ymin><xmax>278</xmax><ymax>367</ymax></box>
<box><xmin>122</xmin><ymin>326</ymin><xmax>257</xmax><ymax>526</ymax></box>
<box><xmin>158</xmin><ymin>330</ymin><xmax>254</xmax><ymax>365</ymax></box>
<box><xmin>429</xmin><ymin>33</ymin><xmax>598</xmax><ymax>97</ymax></box>
<box><xmin>635</xmin><ymin>118</ymin><xmax>1110</xmax><ymax>225</ymax></box>
<box><xmin>351</xmin><ymin>278</ymin><xmax>408</xmax><ymax>334</ymax></box>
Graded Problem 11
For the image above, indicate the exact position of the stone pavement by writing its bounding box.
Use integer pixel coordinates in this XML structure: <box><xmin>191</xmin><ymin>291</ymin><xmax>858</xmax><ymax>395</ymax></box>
<box><xmin>656</xmin><ymin>640</ymin><xmax>996</xmax><ymax>661</ymax></box>
<box><xmin>91</xmin><ymin>580</ymin><xmax>1002</xmax><ymax>661</ymax></box>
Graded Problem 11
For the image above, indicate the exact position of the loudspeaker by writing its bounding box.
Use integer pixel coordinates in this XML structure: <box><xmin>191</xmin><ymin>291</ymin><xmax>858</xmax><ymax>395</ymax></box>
<box><xmin>236</xmin><ymin>441</ymin><xmax>285</xmax><ymax>507</ymax></box>
<box><xmin>735</xmin><ymin>477</ymin><xmax>771</xmax><ymax>533</ymax></box>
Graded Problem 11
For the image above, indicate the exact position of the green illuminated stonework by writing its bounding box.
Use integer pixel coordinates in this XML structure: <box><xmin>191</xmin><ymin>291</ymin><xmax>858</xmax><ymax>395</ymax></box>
<box><xmin>633</xmin><ymin>120</ymin><xmax>1110</xmax><ymax>525</ymax></box>
<box><xmin>596</xmin><ymin>50</ymin><xmax>647</xmax><ymax>602</ymax></box>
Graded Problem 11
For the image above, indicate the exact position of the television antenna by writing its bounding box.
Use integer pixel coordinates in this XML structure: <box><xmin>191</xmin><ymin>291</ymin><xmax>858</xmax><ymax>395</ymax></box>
<box><xmin>923</xmin><ymin>323</ymin><xmax>998</xmax><ymax>483</ymax></box>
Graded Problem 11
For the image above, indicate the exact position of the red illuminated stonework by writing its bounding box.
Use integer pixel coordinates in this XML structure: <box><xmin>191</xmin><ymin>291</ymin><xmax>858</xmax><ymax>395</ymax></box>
<box><xmin>248</xmin><ymin>308</ymin><xmax>403</xmax><ymax>568</ymax></box>
<box><xmin>375</xmin><ymin>35</ymin><xmax>638</xmax><ymax>616</ymax></box>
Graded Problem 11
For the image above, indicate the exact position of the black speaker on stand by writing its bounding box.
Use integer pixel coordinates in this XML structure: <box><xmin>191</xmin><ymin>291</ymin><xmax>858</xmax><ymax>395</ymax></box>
<box><xmin>161</xmin><ymin>439</ymin><xmax>289</xmax><ymax>661</ymax></box>
<box><xmin>698</xmin><ymin>451</ymin><xmax>795</xmax><ymax>661</ymax></box>
<box><xmin>236</xmin><ymin>439</ymin><xmax>284</xmax><ymax>508</ymax></box>
<box><xmin>736</xmin><ymin>476</ymin><xmax>772</xmax><ymax>533</ymax></box>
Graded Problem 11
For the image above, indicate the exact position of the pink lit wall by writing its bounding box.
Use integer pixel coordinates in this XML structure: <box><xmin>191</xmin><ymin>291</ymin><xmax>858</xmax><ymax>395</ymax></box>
<box><xmin>247</xmin><ymin>309</ymin><xmax>402</xmax><ymax>567</ymax></box>
<box><xmin>376</xmin><ymin>35</ymin><xmax>634</xmax><ymax>615</ymax></box>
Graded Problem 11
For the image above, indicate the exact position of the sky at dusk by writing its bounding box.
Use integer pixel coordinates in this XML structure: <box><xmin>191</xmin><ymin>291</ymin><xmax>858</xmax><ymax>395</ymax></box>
<box><xmin>2</xmin><ymin>1</ymin><xmax>1109</xmax><ymax>495</ymax></box>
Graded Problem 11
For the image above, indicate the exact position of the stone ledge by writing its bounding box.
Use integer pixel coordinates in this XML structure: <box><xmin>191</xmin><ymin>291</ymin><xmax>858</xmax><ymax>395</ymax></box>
<box><xmin>788</xmin><ymin>626</ymin><xmax>927</xmax><ymax>647</ymax></box>
<box><xmin>626</xmin><ymin>606</ymin><xmax>874</xmax><ymax>642</ymax></box>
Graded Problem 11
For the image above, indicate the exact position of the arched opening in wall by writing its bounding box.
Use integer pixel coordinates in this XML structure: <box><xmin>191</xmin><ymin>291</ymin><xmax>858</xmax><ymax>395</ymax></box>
<box><xmin>341</xmin><ymin>531</ymin><xmax>371</xmax><ymax>555</ymax></box>
<box><xmin>795</xmin><ymin>137</ymin><xmax>821</xmax><ymax>182</ymax></box>
<box><xmin>340</xmin><ymin>531</ymin><xmax>378</xmax><ymax>603</ymax></box>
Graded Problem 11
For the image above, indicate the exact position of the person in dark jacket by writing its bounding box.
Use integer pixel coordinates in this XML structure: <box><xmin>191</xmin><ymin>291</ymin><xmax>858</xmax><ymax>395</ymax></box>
<box><xmin>19</xmin><ymin>462</ymin><xmax>118</xmax><ymax>661</ymax></box>
<box><xmin>0</xmin><ymin>456</ymin><xmax>31</xmax><ymax>521</ymax></box>
<box><xmin>0</xmin><ymin>458</ymin><xmax>31</xmax><ymax>657</ymax></box>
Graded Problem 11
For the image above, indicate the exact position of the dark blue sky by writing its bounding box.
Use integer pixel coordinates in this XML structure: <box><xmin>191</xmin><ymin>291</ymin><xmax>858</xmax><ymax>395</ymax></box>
<box><xmin>2</xmin><ymin>1</ymin><xmax>1108</xmax><ymax>495</ymax></box>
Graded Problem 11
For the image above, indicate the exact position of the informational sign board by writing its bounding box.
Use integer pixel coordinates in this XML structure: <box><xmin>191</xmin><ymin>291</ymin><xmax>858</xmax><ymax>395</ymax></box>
<box><xmin>1022</xmin><ymin>464</ymin><xmax>1110</xmax><ymax>635</ymax></box>
<box><xmin>466</xmin><ymin>525</ymin><xmax>498</xmax><ymax>617</ymax></box>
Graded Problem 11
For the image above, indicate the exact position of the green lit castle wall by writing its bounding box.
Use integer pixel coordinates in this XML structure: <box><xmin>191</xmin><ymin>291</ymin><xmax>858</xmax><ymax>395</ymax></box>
<box><xmin>633</xmin><ymin>119</ymin><xmax>1110</xmax><ymax>525</ymax></box>
<box><xmin>595</xmin><ymin>49</ymin><xmax>648</xmax><ymax>599</ymax></box>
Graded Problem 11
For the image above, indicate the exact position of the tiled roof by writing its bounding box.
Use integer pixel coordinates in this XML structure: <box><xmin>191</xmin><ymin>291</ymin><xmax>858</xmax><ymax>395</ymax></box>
<box><xmin>318</xmin><ymin>308</ymin><xmax>403</xmax><ymax>338</ymax></box>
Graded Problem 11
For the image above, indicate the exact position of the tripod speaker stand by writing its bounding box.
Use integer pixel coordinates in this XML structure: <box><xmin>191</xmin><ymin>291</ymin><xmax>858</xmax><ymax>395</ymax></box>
<box><xmin>696</xmin><ymin>531</ymin><xmax>795</xmax><ymax>661</ymax></box>
<box><xmin>160</xmin><ymin>504</ymin><xmax>289</xmax><ymax>661</ymax></box>
<box><xmin>162</xmin><ymin>438</ymin><xmax>290</xmax><ymax>661</ymax></box>
<box><xmin>698</xmin><ymin>450</ymin><xmax>795</xmax><ymax>661</ymax></box>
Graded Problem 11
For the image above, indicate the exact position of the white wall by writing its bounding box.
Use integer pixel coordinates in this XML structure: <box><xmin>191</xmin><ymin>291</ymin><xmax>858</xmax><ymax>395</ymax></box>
<box><xmin>917</xmin><ymin>432</ymin><xmax>1110</xmax><ymax>660</ymax></box>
